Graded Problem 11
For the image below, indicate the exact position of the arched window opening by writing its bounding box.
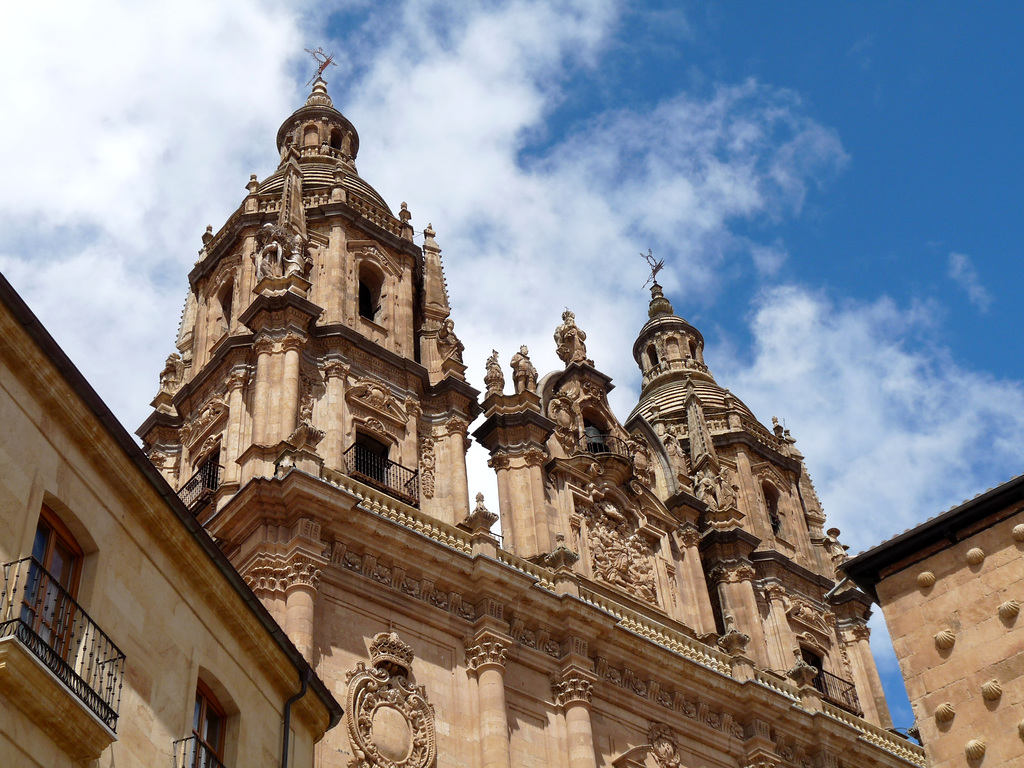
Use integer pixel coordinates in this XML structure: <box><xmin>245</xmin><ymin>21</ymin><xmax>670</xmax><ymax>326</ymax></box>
<box><xmin>330</xmin><ymin>129</ymin><xmax>343</xmax><ymax>151</ymax></box>
<box><xmin>215</xmin><ymin>282</ymin><xmax>232</xmax><ymax>338</ymax></box>
<box><xmin>800</xmin><ymin>647</ymin><xmax>823</xmax><ymax>673</ymax></box>
<box><xmin>647</xmin><ymin>344</ymin><xmax>659</xmax><ymax>369</ymax></box>
<box><xmin>763</xmin><ymin>482</ymin><xmax>782</xmax><ymax>537</ymax></box>
<box><xmin>358</xmin><ymin>267</ymin><xmax>384</xmax><ymax>322</ymax></box>
<box><xmin>191</xmin><ymin>680</ymin><xmax>227</xmax><ymax>767</ymax></box>
<box><xmin>688</xmin><ymin>337</ymin><xmax>697</xmax><ymax>359</ymax></box>
<box><xmin>666</xmin><ymin>336</ymin><xmax>680</xmax><ymax>359</ymax></box>
<box><xmin>302</xmin><ymin>124</ymin><xmax>319</xmax><ymax>147</ymax></box>
<box><xmin>583</xmin><ymin>418</ymin><xmax>609</xmax><ymax>454</ymax></box>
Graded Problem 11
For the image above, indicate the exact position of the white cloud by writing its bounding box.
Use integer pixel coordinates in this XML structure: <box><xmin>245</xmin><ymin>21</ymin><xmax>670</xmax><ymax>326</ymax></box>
<box><xmin>719</xmin><ymin>285</ymin><xmax>1024</xmax><ymax>554</ymax></box>
<box><xmin>948</xmin><ymin>252</ymin><xmax>993</xmax><ymax>311</ymax></box>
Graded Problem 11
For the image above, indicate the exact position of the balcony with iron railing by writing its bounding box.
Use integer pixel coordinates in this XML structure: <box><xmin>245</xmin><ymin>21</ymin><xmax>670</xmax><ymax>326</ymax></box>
<box><xmin>342</xmin><ymin>443</ymin><xmax>419</xmax><ymax>507</ymax></box>
<box><xmin>174</xmin><ymin>735</ymin><xmax>227</xmax><ymax>768</ymax></box>
<box><xmin>179</xmin><ymin>459</ymin><xmax>222</xmax><ymax>511</ymax></box>
<box><xmin>813</xmin><ymin>668</ymin><xmax>863</xmax><ymax>716</ymax></box>
<box><xmin>0</xmin><ymin>557</ymin><xmax>125</xmax><ymax>730</ymax></box>
<box><xmin>573</xmin><ymin>432</ymin><xmax>631</xmax><ymax>459</ymax></box>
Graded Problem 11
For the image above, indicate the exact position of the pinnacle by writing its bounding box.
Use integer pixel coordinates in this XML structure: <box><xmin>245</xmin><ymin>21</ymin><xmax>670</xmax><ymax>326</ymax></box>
<box><xmin>305</xmin><ymin>77</ymin><xmax>334</xmax><ymax>108</ymax></box>
<box><xmin>648</xmin><ymin>281</ymin><xmax>674</xmax><ymax>318</ymax></box>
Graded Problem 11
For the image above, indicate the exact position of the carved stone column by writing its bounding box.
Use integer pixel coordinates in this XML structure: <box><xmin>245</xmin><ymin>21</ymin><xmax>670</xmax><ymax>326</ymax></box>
<box><xmin>280</xmin><ymin>333</ymin><xmax>304</xmax><ymax>438</ymax></box>
<box><xmin>465</xmin><ymin>632</ymin><xmax>511</xmax><ymax>768</ymax></box>
<box><xmin>710</xmin><ymin>562</ymin><xmax>769</xmax><ymax>668</ymax></box>
<box><xmin>221</xmin><ymin>366</ymin><xmax>248</xmax><ymax>486</ymax></box>
<box><xmin>552</xmin><ymin>667</ymin><xmax>597</xmax><ymax>768</ymax></box>
<box><xmin>841</xmin><ymin>622</ymin><xmax>893</xmax><ymax>728</ymax></box>
<box><xmin>675</xmin><ymin>524</ymin><xmax>716</xmax><ymax>635</ymax></box>
<box><xmin>432</xmin><ymin>417</ymin><xmax>470</xmax><ymax>525</ymax></box>
<box><xmin>322</xmin><ymin>359</ymin><xmax>348</xmax><ymax>468</ymax></box>
<box><xmin>762</xmin><ymin>582</ymin><xmax>796</xmax><ymax>672</ymax></box>
<box><xmin>251</xmin><ymin>337</ymin><xmax>274</xmax><ymax>444</ymax></box>
<box><xmin>283</xmin><ymin>556</ymin><xmax>322</xmax><ymax>662</ymax></box>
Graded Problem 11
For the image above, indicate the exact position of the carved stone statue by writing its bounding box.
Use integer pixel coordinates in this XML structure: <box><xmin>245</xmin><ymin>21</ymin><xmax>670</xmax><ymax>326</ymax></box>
<box><xmin>628</xmin><ymin>435</ymin><xmax>653</xmax><ymax>486</ymax></box>
<box><xmin>436</xmin><ymin>317</ymin><xmax>464</xmax><ymax>362</ymax></box>
<box><xmin>484</xmin><ymin>349</ymin><xmax>504</xmax><ymax>397</ymax></box>
<box><xmin>509</xmin><ymin>345</ymin><xmax>538</xmax><ymax>394</ymax></box>
<box><xmin>553</xmin><ymin>309</ymin><xmax>593</xmax><ymax>366</ymax></box>
<box><xmin>716</xmin><ymin>466</ymin><xmax>738</xmax><ymax>510</ymax></box>
<box><xmin>694</xmin><ymin>468</ymin><xmax>719</xmax><ymax>511</ymax></box>
<box><xmin>158</xmin><ymin>352</ymin><xmax>185</xmax><ymax>395</ymax></box>
<box><xmin>253</xmin><ymin>222</ymin><xmax>310</xmax><ymax>282</ymax></box>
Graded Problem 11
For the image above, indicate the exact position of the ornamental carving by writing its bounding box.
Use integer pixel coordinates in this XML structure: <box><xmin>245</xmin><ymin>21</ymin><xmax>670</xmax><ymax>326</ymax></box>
<box><xmin>786</xmin><ymin>595</ymin><xmax>834</xmax><ymax>636</ymax></box>
<box><xmin>552</xmin><ymin>669</ymin><xmax>593</xmax><ymax>706</ymax></box>
<box><xmin>346</xmin><ymin>632</ymin><xmax>436</xmax><ymax>768</ymax></box>
<box><xmin>419</xmin><ymin>435</ymin><xmax>435</xmax><ymax>499</ymax></box>
<box><xmin>158</xmin><ymin>352</ymin><xmax>186</xmax><ymax>396</ymax></box>
<box><xmin>510</xmin><ymin>345</ymin><xmax>538</xmax><ymax>393</ymax></box>
<box><xmin>464</xmin><ymin>636</ymin><xmax>507</xmax><ymax>671</ymax></box>
<box><xmin>253</xmin><ymin>222</ymin><xmax>311</xmax><ymax>282</ymax></box>
<box><xmin>581</xmin><ymin>500</ymin><xmax>657</xmax><ymax>605</ymax></box>
<box><xmin>484</xmin><ymin>350</ymin><xmax>504</xmax><ymax>397</ymax></box>
<box><xmin>181</xmin><ymin>394</ymin><xmax>229</xmax><ymax>448</ymax></box>
<box><xmin>628</xmin><ymin>435</ymin><xmax>653</xmax><ymax>486</ymax></box>
<box><xmin>347</xmin><ymin>379</ymin><xmax>409</xmax><ymax>426</ymax></box>
<box><xmin>434</xmin><ymin>318</ymin><xmax>464</xmax><ymax>363</ymax></box>
<box><xmin>709</xmin><ymin>563</ymin><xmax>756</xmax><ymax>584</ymax></box>
<box><xmin>648</xmin><ymin>722</ymin><xmax>682</xmax><ymax>768</ymax></box>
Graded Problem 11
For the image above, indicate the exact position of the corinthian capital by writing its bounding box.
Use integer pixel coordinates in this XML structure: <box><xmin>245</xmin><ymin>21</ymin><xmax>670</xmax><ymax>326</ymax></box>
<box><xmin>464</xmin><ymin>634</ymin><xmax>508</xmax><ymax>672</ymax></box>
<box><xmin>552</xmin><ymin>668</ymin><xmax>594</xmax><ymax>706</ymax></box>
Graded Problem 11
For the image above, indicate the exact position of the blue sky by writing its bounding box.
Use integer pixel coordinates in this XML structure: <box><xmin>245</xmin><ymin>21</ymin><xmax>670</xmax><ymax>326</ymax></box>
<box><xmin>2</xmin><ymin>0</ymin><xmax>1022</xmax><ymax>734</ymax></box>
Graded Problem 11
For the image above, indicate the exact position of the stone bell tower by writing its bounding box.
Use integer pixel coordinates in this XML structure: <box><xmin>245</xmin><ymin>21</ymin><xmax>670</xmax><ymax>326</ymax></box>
<box><xmin>138</xmin><ymin>76</ymin><xmax>479</xmax><ymax>656</ymax></box>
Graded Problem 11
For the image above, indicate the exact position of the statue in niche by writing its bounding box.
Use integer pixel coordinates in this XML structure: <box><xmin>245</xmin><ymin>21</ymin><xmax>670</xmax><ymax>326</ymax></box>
<box><xmin>253</xmin><ymin>222</ymin><xmax>309</xmax><ymax>282</ymax></box>
<box><xmin>584</xmin><ymin>500</ymin><xmax>657</xmax><ymax>605</ymax></box>
<box><xmin>484</xmin><ymin>349</ymin><xmax>504</xmax><ymax>397</ymax></box>
<box><xmin>510</xmin><ymin>345</ymin><xmax>538</xmax><ymax>393</ymax></box>
<box><xmin>553</xmin><ymin>309</ymin><xmax>593</xmax><ymax>366</ymax></box>
<box><xmin>436</xmin><ymin>317</ymin><xmax>464</xmax><ymax>362</ymax></box>
<box><xmin>716</xmin><ymin>466</ymin><xmax>738</xmax><ymax>510</ymax></box>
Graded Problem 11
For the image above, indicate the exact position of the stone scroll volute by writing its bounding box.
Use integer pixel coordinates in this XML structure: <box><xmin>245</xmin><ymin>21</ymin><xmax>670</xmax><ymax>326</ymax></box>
<box><xmin>346</xmin><ymin>632</ymin><xmax>437</xmax><ymax>768</ymax></box>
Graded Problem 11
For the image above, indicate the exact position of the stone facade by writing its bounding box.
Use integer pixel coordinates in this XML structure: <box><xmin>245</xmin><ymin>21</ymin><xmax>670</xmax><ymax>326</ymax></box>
<box><xmin>131</xmin><ymin>76</ymin><xmax>925</xmax><ymax>768</ymax></box>
<box><xmin>845</xmin><ymin>475</ymin><xmax>1024</xmax><ymax>768</ymax></box>
<box><xmin>0</xmin><ymin>275</ymin><xmax>341</xmax><ymax>767</ymax></box>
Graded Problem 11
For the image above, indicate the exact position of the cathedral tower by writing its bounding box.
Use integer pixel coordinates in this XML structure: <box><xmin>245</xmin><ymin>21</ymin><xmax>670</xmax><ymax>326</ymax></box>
<box><xmin>137</xmin><ymin>77</ymin><xmax>920</xmax><ymax>768</ymax></box>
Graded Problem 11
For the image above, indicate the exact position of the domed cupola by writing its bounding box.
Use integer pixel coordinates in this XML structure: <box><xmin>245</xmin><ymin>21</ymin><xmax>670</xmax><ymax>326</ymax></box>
<box><xmin>259</xmin><ymin>78</ymin><xmax>393</xmax><ymax>214</ymax></box>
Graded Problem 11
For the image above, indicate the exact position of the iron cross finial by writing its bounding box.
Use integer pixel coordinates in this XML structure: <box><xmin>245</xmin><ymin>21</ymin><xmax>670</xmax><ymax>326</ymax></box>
<box><xmin>304</xmin><ymin>47</ymin><xmax>338</xmax><ymax>86</ymax></box>
<box><xmin>641</xmin><ymin>249</ymin><xmax>665</xmax><ymax>289</ymax></box>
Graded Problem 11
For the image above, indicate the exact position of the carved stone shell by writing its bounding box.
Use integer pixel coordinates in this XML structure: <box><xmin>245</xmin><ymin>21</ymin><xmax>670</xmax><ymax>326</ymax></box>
<box><xmin>966</xmin><ymin>547</ymin><xmax>986</xmax><ymax>566</ymax></box>
<box><xmin>981</xmin><ymin>679</ymin><xmax>1003</xmax><ymax>701</ymax></box>
<box><xmin>934</xmin><ymin>629</ymin><xmax>957</xmax><ymax>650</ymax></box>
<box><xmin>917</xmin><ymin>571</ymin><xmax>936</xmax><ymax>588</ymax></box>
<box><xmin>1014</xmin><ymin>524</ymin><xmax>1024</xmax><ymax>542</ymax></box>
<box><xmin>965</xmin><ymin>739</ymin><xmax>986</xmax><ymax>760</ymax></box>
<box><xmin>999</xmin><ymin>600</ymin><xmax>1020</xmax><ymax>620</ymax></box>
<box><xmin>934</xmin><ymin>702</ymin><xmax>956</xmax><ymax>723</ymax></box>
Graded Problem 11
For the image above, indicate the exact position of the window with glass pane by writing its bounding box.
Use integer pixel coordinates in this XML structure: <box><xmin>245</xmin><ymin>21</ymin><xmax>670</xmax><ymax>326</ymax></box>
<box><xmin>22</xmin><ymin>506</ymin><xmax>82</xmax><ymax>658</ymax></box>
<box><xmin>191</xmin><ymin>681</ymin><xmax>226</xmax><ymax>767</ymax></box>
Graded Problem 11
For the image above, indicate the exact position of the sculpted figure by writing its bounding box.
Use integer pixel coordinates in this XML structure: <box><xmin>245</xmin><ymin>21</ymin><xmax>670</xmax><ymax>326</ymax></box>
<box><xmin>554</xmin><ymin>309</ymin><xmax>592</xmax><ymax>366</ymax></box>
<box><xmin>628</xmin><ymin>435</ymin><xmax>653</xmax><ymax>485</ymax></box>
<box><xmin>436</xmin><ymin>318</ymin><xmax>464</xmax><ymax>362</ymax></box>
<box><xmin>158</xmin><ymin>352</ymin><xmax>185</xmax><ymax>395</ymax></box>
<box><xmin>282</xmin><ymin>236</ymin><xmax>309</xmax><ymax>277</ymax></box>
<box><xmin>716</xmin><ymin>467</ymin><xmax>737</xmax><ymax>510</ymax></box>
<box><xmin>484</xmin><ymin>349</ymin><xmax>505</xmax><ymax>397</ymax></box>
<box><xmin>510</xmin><ymin>345</ymin><xmax>538</xmax><ymax>393</ymax></box>
<box><xmin>694</xmin><ymin>468</ymin><xmax>719</xmax><ymax>511</ymax></box>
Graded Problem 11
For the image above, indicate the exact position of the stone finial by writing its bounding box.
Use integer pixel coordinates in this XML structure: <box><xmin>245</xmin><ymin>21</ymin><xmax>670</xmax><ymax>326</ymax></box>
<box><xmin>247</xmin><ymin>174</ymin><xmax>259</xmax><ymax>194</ymax></box>
<box><xmin>647</xmin><ymin>281</ymin><xmax>674</xmax><ymax>318</ymax></box>
<box><xmin>787</xmin><ymin>659</ymin><xmax>819</xmax><ymax>688</ymax></box>
<box><xmin>369</xmin><ymin>631</ymin><xmax>415</xmax><ymax>675</ymax></box>
<box><xmin>399</xmin><ymin>201</ymin><xmax>412</xmax><ymax>223</ymax></box>
<box><xmin>717</xmin><ymin>628</ymin><xmax>751</xmax><ymax>656</ymax></box>
<box><xmin>484</xmin><ymin>350</ymin><xmax>505</xmax><ymax>397</ymax></box>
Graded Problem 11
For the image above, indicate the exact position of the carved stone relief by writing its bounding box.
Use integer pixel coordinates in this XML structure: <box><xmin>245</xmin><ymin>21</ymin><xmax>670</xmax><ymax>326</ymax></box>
<box><xmin>346</xmin><ymin>632</ymin><xmax>437</xmax><ymax>768</ymax></box>
<box><xmin>580</xmin><ymin>500</ymin><xmax>658</xmax><ymax>606</ymax></box>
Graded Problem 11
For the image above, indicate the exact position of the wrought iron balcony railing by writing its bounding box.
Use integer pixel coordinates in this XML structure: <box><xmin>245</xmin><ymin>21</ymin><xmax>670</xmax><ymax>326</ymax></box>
<box><xmin>343</xmin><ymin>444</ymin><xmax>419</xmax><ymax>507</ymax></box>
<box><xmin>573</xmin><ymin>432</ymin><xmax>631</xmax><ymax>459</ymax></box>
<box><xmin>813</xmin><ymin>668</ymin><xmax>863</xmax><ymax>716</ymax></box>
<box><xmin>0</xmin><ymin>557</ymin><xmax>125</xmax><ymax>730</ymax></box>
<box><xmin>173</xmin><ymin>735</ymin><xmax>227</xmax><ymax>768</ymax></box>
<box><xmin>179</xmin><ymin>460</ymin><xmax>222</xmax><ymax>510</ymax></box>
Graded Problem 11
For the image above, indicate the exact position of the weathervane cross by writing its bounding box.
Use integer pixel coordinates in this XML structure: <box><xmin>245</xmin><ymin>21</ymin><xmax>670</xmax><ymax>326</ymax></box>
<box><xmin>641</xmin><ymin>249</ymin><xmax>665</xmax><ymax>289</ymax></box>
<box><xmin>304</xmin><ymin>47</ymin><xmax>338</xmax><ymax>86</ymax></box>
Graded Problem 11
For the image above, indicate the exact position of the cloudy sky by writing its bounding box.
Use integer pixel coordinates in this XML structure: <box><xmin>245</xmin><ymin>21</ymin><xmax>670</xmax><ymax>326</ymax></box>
<box><xmin>3</xmin><ymin>0</ymin><xmax>1022</xmax><ymax>730</ymax></box>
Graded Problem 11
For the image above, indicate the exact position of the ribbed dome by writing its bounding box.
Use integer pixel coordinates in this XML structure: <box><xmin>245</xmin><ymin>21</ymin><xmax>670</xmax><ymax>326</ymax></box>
<box><xmin>257</xmin><ymin>162</ymin><xmax>392</xmax><ymax>214</ymax></box>
<box><xmin>628</xmin><ymin>377</ymin><xmax>757</xmax><ymax>425</ymax></box>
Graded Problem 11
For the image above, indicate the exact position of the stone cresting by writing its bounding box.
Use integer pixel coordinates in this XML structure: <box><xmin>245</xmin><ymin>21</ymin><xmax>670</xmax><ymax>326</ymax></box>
<box><xmin>346</xmin><ymin>631</ymin><xmax>437</xmax><ymax>768</ymax></box>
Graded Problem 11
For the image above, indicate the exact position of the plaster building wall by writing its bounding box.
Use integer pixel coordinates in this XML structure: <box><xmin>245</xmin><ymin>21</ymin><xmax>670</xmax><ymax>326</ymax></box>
<box><xmin>0</xmin><ymin>278</ymin><xmax>340</xmax><ymax>768</ymax></box>
<box><xmin>845</xmin><ymin>477</ymin><xmax>1024</xmax><ymax>768</ymax></box>
<box><xmin>131</xmin><ymin>74</ymin><xmax>927</xmax><ymax>768</ymax></box>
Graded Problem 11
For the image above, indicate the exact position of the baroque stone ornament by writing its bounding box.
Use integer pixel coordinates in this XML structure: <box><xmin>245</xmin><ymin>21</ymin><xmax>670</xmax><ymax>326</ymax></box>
<box><xmin>999</xmin><ymin>599</ymin><xmax>1020</xmax><ymax>621</ymax></box>
<box><xmin>934</xmin><ymin>702</ymin><xmax>956</xmax><ymax>723</ymax></box>
<box><xmin>484</xmin><ymin>350</ymin><xmax>504</xmax><ymax>397</ymax></box>
<box><xmin>551</xmin><ymin>669</ymin><xmax>594</xmax><ymax>707</ymax></box>
<box><xmin>966</xmin><ymin>547</ymin><xmax>986</xmax><ymax>566</ymax></box>
<box><xmin>553</xmin><ymin>309</ymin><xmax>594</xmax><ymax>366</ymax></box>
<box><xmin>964</xmin><ymin>739</ymin><xmax>986</xmax><ymax>760</ymax></box>
<box><xmin>1013</xmin><ymin>523</ymin><xmax>1024</xmax><ymax>542</ymax></box>
<box><xmin>346</xmin><ymin>631</ymin><xmax>437</xmax><ymax>768</ymax></box>
<box><xmin>509</xmin><ymin>345</ymin><xmax>538</xmax><ymax>394</ymax></box>
<box><xmin>581</xmin><ymin>500</ymin><xmax>658</xmax><ymax>605</ymax></box>
<box><xmin>981</xmin><ymin>679</ymin><xmax>1003</xmax><ymax>701</ymax></box>
<box><xmin>934</xmin><ymin>629</ymin><xmax>956</xmax><ymax>651</ymax></box>
<box><xmin>648</xmin><ymin>722</ymin><xmax>682</xmax><ymax>768</ymax></box>
<box><xmin>916</xmin><ymin>571</ymin><xmax>936</xmax><ymax>588</ymax></box>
